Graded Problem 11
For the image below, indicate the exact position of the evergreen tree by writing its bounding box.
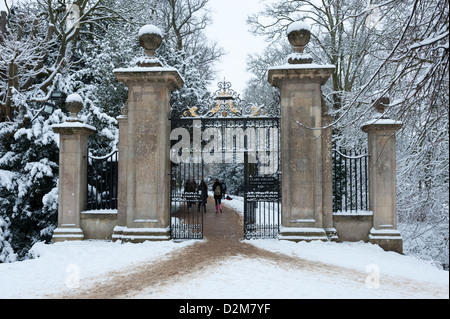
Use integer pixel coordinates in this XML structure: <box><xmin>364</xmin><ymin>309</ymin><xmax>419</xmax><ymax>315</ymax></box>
<box><xmin>0</xmin><ymin>0</ymin><xmax>222</xmax><ymax>262</ymax></box>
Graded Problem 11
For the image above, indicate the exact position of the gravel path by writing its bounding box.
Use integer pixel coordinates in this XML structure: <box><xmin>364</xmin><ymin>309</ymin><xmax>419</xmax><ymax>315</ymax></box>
<box><xmin>52</xmin><ymin>199</ymin><xmax>448</xmax><ymax>299</ymax></box>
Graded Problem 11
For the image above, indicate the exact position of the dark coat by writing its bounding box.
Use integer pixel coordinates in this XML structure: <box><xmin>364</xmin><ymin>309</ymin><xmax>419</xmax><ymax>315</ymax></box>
<box><xmin>212</xmin><ymin>182</ymin><xmax>223</xmax><ymax>199</ymax></box>
<box><xmin>198</xmin><ymin>182</ymin><xmax>208</xmax><ymax>203</ymax></box>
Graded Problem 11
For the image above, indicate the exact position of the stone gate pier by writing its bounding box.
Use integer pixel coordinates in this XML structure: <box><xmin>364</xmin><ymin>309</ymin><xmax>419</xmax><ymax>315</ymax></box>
<box><xmin>51</xmin><ymin>23</ymin><xmax>404</xmax><ymax>253</ymax></box>
<box><xmin>362</xmin><ymin>99</ymin><xmax>403</xmax><ymax>253</ymax></box>
<box><xmin>112</xmin><ymin>25</ymin><xmax>184</xmax><ymax>242</ymax></box>
<box><xmin>52</xmin><ymin>94</ymin><xmax>96</xmax><ymax>242</ymax></box>
<box><xmin>268</xmin><ymin>22</ymin><xmax>403</xmax><ymax>253</ymax></box>
<box><xmin>268</xmin><ymin>22</ymin><xmax>336</xmax><ymax>242</ymax></box>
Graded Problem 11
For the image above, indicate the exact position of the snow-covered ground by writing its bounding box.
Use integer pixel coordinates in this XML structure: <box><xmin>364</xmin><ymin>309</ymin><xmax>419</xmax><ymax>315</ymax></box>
<box><xmin>0</xmin><ymin>240</ymin><xmax>196</xmax><ymax>299</ymax></box>
<box><xmin>0</xmin><ymin>196</ymin><xmax>448</xmax><ymax>299</ymax></box>
<box><xmin>130</xmin><ymin>248</ymin><xmax>448</xmax><ymax>299</ymax></box>
<box><xmin>0</xmin><ymin>238</ymin><xmax>448</xmax><ymax>299</ymax></box>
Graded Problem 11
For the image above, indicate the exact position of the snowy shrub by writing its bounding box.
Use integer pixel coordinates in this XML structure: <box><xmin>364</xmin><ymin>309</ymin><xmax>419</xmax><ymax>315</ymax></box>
<box><xmin>0</xmin><ymin>215</ymin><xmax>17</xmax><ymax>263</ymax></box>
<box><xmin>0</xmin><ymin>110</ymin><xmax>61</xmax><ymax>259</ymax></box>
<box><xmin>157</xmin><ymin>43</ymin><xmax>212</xmax><ymax>118</ymax></box>
<box><xmin>0</xmin><ymin>2</ymin><xmax>126</xmax><ymax>260</ymax></box>
<box><xmin>0</xmin><ymin>0</ymin><xmax>222</xmax><ymax>262</ymax></box>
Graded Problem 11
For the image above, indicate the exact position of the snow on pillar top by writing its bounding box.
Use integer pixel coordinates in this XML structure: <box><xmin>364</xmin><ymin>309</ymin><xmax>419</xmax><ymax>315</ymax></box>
<box><xmin>287</xmin><ymin>20</ymin><xmax>313</xmax><ymax>64</ymax></box>
<box><xmin>52</xmin><ymin>93</ymin><xmax>96</xmax><ymax>132</ymax></box>
<box><xmin>136</xmin><ymin>24</ymin><xmax>163</xmax><ymax>67</ymax></box>
<box><xmin>268</xmin><ymin>20</ymin><xmax>335</xmax><ymax>87</ymax></box>
<box><xmin>138</xmin><ymin>24</ymin><xmax>163</xmax><ymax>38</ymax></box>
<box><xmin>287</xmin><ymin>21</ymin><xmax>311</xmax><ymax>34</ymax></box>
<box><xmin>65</xmin><ymin>93</ymin><xmax>84</xmax><ymax>121</ymax></box>
<box><xmin>114</xmin><ymin>24</ymin><xmax>184</xmax><ymax>90</ymax></box>
<box><xmin>361</xmin><ymin>97</ymin><xmax>403</xmax><ymax>130</ymax></box>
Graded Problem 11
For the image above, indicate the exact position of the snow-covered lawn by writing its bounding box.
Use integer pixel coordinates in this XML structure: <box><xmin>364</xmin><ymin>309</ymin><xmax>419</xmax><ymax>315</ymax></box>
<box><xmin>248</xmin><ymin>239</ymin><xmax>447</xmax><ymax>284</ymax></box>
<box><xmin>130</xmin><ymin>254</ymin><xmax>445</xmax><ymax>299</ymax></box>
<box><xmin>0</xmin><ymin>237</ymin><xmax>448</xmax><ymax>299</ymax></box>
<box><xmin>0</xmin><ymin>196</ymin><xmax>448</xmax><ymax>299</ymax></box>
<box><xmin>0</xmin><ymin>240</ymin><xmax>196</xmax><ymax>299</ymax></box>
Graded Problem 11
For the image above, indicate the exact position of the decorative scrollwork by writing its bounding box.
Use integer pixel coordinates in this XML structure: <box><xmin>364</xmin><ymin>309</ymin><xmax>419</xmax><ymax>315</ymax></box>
<box><xmin>121</xmin><ymin>101</ymin><xmax>129</xmax><ymax>115</ymax></box>
<box><xmin>173</xmin><ymin>79</ymin><xmax>281</xmax><ymax>119</ymax></box>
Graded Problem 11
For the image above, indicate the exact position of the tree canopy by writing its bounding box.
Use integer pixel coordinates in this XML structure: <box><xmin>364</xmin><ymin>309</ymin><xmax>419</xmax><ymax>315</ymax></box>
<box><xmin>0</xmin><ymin>0</ymin><xmax>223</xmax><ymax>262</ymax></box>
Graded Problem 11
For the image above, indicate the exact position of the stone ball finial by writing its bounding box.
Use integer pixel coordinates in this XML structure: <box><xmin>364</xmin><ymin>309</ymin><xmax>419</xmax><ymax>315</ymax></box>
<box><xmin>287</xmin><ymin>21</ymin><xmax>311</xmax><ymax>52</ymax></box>
<box><xmin>287</xmin><ymin>21</ymin><xmax>313</xmax><ymax>64</ymax></box>
<box><xmin>137</xmin><ymin>24</ymin><xmax>163</xmax><ymax>67</ymax></box>
<box><xmin>375</xmin><ymin>97</ymin><xmax>390</xmax><ymax>115</ymax></box>
<box><xmin>66</xmin><ymin>93</ymin><xmax>83</xmax><ymax>120</ymax></box>
<box><xmin>138</xmin><ymin>24</ymin><xmax>163</xmax><ymax>57</ymax></box>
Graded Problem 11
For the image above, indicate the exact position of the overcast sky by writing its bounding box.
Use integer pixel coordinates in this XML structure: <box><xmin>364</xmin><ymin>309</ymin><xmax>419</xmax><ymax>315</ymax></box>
<box><xmin>205</xmin><ymin>0</ymin><xmax>270</xmax><ymax>95</ymax></box>
<box><xmin>0</xmin><ymin>0</ymin><xmax>271</xmax><ymax>95</ymax></box>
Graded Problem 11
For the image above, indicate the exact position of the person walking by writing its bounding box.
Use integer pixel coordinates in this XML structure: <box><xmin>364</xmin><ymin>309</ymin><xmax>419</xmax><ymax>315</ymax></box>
<box><xmin>184</xmin><ymin>180</ymin><xmax>192</xmax><ymax>211</ymax></box>
<box><xmin>197</xmin><ymin>180</ymin><xmax>208</xmax><ymax>213</ymax></box>
<box><xmin>212</xmin><ymin>178</ymin><xmax>224</xmax><ymax>213</ymax></box>
<box><xmin>184</xmin><ymin>180</ymin><xmax>197</xmax><ymax>211</ymax></box>
<box><xmin>221</xmin><ymin>180</ymin><xmax>227</xmax><ymax>199</ymax></box>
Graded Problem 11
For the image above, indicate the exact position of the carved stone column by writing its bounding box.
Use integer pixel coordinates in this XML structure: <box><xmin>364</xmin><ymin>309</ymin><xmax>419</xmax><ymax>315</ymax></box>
<box><xmin>268</xmin><ymin>21</ymin><xmax>335</xmax><ymax>242</ymax></box>
<box><xmin>113</xmin><ymin>25</ymin><xmax>184</xmax><ymax>242</ymax></box>
<box><xmin>322</xmin><ymin>112</ymin><xmax>337</xmax><ymax>240</ymax></box>
<box><xmin>52</xmin><ymin>94</ymin><xmax>96</xmax><ymax>242</ymax></box>
<box><xmin>113</xmin><ymin>113</ymin><xmax>129</xmax><ymax>240</ymax></box>
<box><xmin>362</xmin><ymin>98</ymin><xmax>403</xmax><ymax>253</ymax></box>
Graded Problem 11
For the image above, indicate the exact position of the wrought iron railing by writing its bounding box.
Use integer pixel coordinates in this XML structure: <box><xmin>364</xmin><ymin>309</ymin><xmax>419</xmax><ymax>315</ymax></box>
<box><xmin>86</xmin><ymin>150</ymin><xmax>118</xmax><ymax>211</ymax></box>
<box><xmin>332</xmin><ymin>147</ymin><xmax>369</xmax><ymax>213</ymax></box>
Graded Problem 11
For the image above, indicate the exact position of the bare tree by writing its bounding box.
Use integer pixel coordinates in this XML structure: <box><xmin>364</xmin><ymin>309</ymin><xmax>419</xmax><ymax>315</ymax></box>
<box><xmin>248</xmin><ymin>0</ymin><xmax>393</xmax><ymax>110</ymax></box>
<box><xmin>0</xmin><ymin>0</ymin><xmax>143</xmax><ymax>122</ymax></box>
<box><xmin>154</xmin><ymin>0</ymin><xmax>224</xmax><ymax>79</ymax></box>
<box><xmin>248</xmin><ymin>0</ymin><xmax>449</xmax><ymax>266</ymax></box>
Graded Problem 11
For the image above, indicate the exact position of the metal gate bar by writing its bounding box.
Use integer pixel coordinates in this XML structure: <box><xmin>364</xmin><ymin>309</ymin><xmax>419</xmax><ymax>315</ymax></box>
<box><xmin>170</xmin><ymin>116</ymin><xmax>281</xmax><ymax>240</ymax></box>
<box><xmin>332</xmin><ymin>147</ymin><xmax>369</xmax><ymax>213</ymax></box>
<box><xmin>170</xmin><ymin>119</ymin><xmax>204</xmax><ymax>239</ymax></box>
<box><xmin>243</xmin><ymin>118</ymin><xmax>281</xmax><ymax>239</ymax></box>
<box><xmin>87</xmin><ymin>150</ymin><xmax>118</xmax><ymax>210</ymax></box>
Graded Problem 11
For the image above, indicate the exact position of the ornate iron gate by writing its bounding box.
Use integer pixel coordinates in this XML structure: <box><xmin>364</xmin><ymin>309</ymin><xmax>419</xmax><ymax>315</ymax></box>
<box><xmin>243</xmin><ymin>118</ymin><xmax>281</xmax><ymax>239</ymax></box>
<box><xmin>170</xmin><ymin>119</ymin><xmax>205</xmax><ymax>239</ymax></box>
<box><xmin>87</xmin><ymin>150</ymin><xmax>119</xmax><ymax>211</ymax></box>
<box><xmin>170</xmin><ymin>80</ymin><xmax>281</xmax><ymax>240</ymax></box>
<box><xmin>332</xmin><ymin>147</ymin><xmax>369</xmax><ymax>213</ymax></box>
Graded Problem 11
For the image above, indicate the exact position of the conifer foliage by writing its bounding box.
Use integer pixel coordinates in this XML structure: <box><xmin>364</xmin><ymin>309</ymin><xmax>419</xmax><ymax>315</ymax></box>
<box><xmin>0</xmin><ymin>0</ymin><xmax>221</xmax><ymax>262</ymax></box>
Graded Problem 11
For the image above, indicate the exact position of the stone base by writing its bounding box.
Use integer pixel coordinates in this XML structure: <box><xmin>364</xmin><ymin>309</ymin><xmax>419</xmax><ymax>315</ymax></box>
<box><xmin>324</xmin><ymin>228</ymin><xmax>339</xmax><ymax>242</ymax></box>
<box><xmin>52</xmin><ymin>227</ymin><xmax>85</xmax><ymax>243</ymax></box>
<box><xmin>81</xmin><ymin>210</ymin><xmax>118</xmax><ymax>240</ymax></box>
<box><xmin>112</xmin><ymin>226</ymin><xmax>125</xmax><ymax>242</ymax></box>
<box><xmin>333</xmin><ymin>212</ymin><xmax>373</xmax><ymax>242</ymax></box>
<box><xmin>112</xmin><ymin>226</ymin><xmax>171</xmax><ymax>243</ymax></box>
<box><xmin>279</xmin><ymin>227</ymin><xmax>328</xmax><ymax>242</ymax></box>
<box><xmin>369</xmin><ymin>228</ymin><xmax>403</xmax><ymax>254</ymax></box>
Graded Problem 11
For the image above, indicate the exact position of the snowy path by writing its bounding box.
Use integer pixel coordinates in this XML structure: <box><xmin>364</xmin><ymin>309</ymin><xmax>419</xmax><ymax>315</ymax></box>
<box><xmin>55</xmin><ymin>199</ymin><xmax>448</xmax><ymax>299</ymax></box>
<box><xmin>1</xmin><ymin>198</ymin><xmax>448</xmax><ymax>299</ymax></box>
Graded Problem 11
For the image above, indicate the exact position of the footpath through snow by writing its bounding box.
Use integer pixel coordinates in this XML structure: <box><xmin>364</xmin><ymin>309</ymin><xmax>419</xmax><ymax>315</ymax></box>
<box><xmin>0</xmin><ymin>197</ymin><xmax>448</xmax><ymax>299</ymax></box>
